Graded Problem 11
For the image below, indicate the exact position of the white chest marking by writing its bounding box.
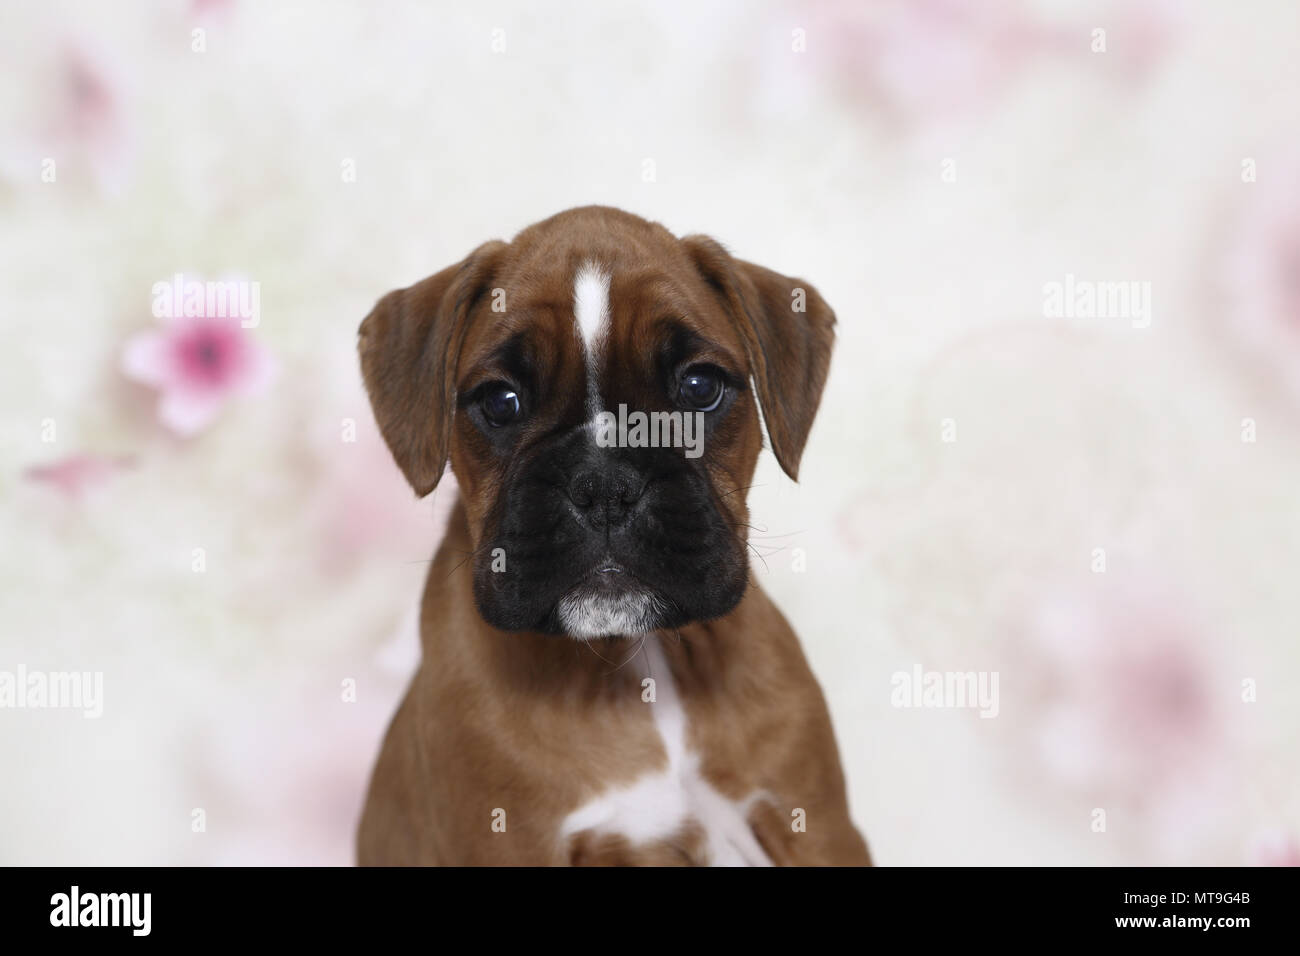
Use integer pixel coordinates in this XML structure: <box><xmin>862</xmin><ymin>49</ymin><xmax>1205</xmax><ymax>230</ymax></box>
<box><xmin>559</xmin><ymin>639</ymin><xmax>774</xmax><ymax>866</ymax></box>
<box><xmin>572</xmin><ymin>262</ymin><xmax>610</xmax><ymax>416</ymax></box>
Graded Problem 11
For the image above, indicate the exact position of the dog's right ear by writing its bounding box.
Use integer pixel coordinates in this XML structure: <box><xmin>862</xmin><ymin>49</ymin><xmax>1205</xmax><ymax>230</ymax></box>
<box><xmin>358</xmin><ymin>240</ymin><xmax>507</xmax><ymax>497</ymax></box>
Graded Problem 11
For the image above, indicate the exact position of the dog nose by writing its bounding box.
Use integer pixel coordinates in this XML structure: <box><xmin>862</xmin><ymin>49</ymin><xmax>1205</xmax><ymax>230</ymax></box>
<box><xmin>566</xmin><ymin>461</ymin><xmax>645</xmax><ymax>526</ymax></box>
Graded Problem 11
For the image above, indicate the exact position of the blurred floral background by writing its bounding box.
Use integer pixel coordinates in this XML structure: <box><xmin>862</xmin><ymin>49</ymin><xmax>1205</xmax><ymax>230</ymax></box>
<box><xmin>2</xmin><ymin>0</ymin><xmax>1298</xmax><ymax>865</ymax></box>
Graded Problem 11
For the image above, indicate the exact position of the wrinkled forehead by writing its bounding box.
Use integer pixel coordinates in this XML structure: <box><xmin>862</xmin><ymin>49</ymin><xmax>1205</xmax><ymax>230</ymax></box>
<box><xmin>456</xmin><ymin>247</ymin><xmax>747</xmax><ymax>396</ymax></box>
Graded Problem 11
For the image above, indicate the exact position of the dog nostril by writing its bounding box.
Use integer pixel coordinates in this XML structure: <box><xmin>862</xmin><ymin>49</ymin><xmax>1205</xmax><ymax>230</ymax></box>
<box><xmin>565</xmin><ymin>468</ymin><xmax>645</xmax><ymax>516</ymax></box>
<box><xmin>615</xmin><ymin>478</ymin><xmax>643</xmax><ymax>506</ymax></box>
<box><xmin>567</xmin><ymin>472</ymin><xmax>599</xmax><ymax>509</ymax></box>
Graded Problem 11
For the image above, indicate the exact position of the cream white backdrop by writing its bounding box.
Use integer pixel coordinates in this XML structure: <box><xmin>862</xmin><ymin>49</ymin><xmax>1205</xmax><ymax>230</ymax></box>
<box><xmin>1</xmin><ymin>0</ymin><xmax>1298</xmax><ymax>865</ymax></box>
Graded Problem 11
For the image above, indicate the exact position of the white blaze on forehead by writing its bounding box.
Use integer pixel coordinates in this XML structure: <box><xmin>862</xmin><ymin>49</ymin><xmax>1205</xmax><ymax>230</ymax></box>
<box><xmin>573</xmin><ymin>262</ymin><xmax>610</xmax><ymax>354</ymax></box>
<box><xmin>573</xmin><ymin>262</ymin><xmax>610</xmax><ymax>410</ymax></box>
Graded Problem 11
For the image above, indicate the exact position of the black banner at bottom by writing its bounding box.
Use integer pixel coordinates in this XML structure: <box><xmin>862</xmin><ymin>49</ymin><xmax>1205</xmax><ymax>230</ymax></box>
<box><xmin>0</xmin><ymin>866</ymin><xmax>1291</xmax><ymax>942</ymax></box>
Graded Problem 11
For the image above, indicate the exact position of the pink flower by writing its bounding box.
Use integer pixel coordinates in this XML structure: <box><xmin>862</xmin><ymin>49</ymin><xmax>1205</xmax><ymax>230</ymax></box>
<box><xmin>43</xmin><ymin>40</ymin><xmax>131</xmax><ymax>193</ymax></box>
<box><xmin>1027</xmin><ymin>581</ymin><xmax>1226</xmax><ymax>786</ymax></box>
<box><xmin>1009</xmin><ymin>577</ymin><xmax>1239</xmax><ymax>854</ymax></box>
<box><xmin>1220</xmin><ymin>152</ymin><xmax>1300</xmax><ymax>408</ymax></box>
<box><xmin>192</xmin><ymin>0</ymin><xmax>236</xmax><ymax>19</ymax></box>
<box><xmin>827</xmin><ymin>0</ymin><xmax>1040</xmax><ymax>123</ymax></box>
<box><xmin>792</xmin><ymin>0</ymin><xmax>1179</xmax><ymax>130</ymax></box>
<box><xmin>122</xmin><ymin>291</ymin><xmax>275</xmax><ymax>437</ymax></box>
<box><xmin>24</xmin><ymin>454</ymin><xmax>133</xmax><ymax>499</ymax></box>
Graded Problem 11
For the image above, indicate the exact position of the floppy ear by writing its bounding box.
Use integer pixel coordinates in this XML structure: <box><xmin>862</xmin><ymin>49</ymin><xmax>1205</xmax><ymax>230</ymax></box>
<box><xmin>358</xmin><ymin>240</ymin><xmax>506</xmax><ymax>497</ymax></box>
<box><xmin>681</xmin><ymin>235</ymin><xmax>836</xmax><ymax>481</ymax></box>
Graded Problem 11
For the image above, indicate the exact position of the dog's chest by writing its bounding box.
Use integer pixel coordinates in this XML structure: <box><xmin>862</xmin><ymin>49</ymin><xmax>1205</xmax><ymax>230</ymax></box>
<box><xmin>559</xmin><ymin>641</ymin><xmax>773</xmax><ymax>866</ymax></box>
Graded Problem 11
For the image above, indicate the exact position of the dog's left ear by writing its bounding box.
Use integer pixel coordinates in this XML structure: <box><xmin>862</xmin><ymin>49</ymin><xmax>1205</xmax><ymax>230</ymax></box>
<box><xmin>358</xmin><ymin>240</ymin><xmax>507</xmax><ymax>497</ymax></box>
<box><xmin>682</xmin><ymin>235</ymin><xmax>836</xmax><ymax>481</ymax></box>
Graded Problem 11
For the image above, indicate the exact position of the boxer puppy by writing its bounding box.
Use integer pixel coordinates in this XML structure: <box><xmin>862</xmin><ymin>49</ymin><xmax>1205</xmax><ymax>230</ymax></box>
<box><xmin>356</xmin><ymin>206</ymin><xmax>870</xmax><ymax>866</ymax></box>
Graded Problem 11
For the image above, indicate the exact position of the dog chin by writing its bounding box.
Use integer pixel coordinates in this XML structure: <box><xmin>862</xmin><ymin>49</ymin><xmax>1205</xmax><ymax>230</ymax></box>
<box><xmin>554</xmin><ymin>583</ymin><xmax>663</xmax><ymax>641</ymax></box>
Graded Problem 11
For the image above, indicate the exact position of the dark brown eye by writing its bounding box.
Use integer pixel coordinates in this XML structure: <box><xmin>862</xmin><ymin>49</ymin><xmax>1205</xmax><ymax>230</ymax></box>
<box><xmin>680</xmin><ymin>367</ymin><xmax>724</xmax><ymax>412</ymax></box>
<box><xmin>481</xmin><ymin>383</ymin><xmax>521</xmax><ymax>426</ymax></box>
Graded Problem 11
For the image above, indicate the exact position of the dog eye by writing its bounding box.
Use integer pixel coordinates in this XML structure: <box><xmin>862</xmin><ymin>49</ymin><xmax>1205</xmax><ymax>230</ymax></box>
<box><xmin>481</xmin><ymin>383</ymin><xmax>522</xmax><ymax>426</ymax></box>
<box><xmin>679</xmin><ymin>366</ymin><xmax>724</xmax><ymax>412</ymax></box>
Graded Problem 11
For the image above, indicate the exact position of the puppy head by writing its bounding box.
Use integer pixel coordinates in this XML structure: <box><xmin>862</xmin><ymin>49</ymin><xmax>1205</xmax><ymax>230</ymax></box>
<box><xmin>359</xmin><ymin>206</ymin><xmax>834</xmax><ymax>639</ymax></box>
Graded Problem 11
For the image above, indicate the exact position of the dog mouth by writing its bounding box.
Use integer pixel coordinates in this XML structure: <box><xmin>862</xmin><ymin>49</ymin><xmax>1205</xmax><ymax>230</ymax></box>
<box><xmin>589</xmin><ymin>559</ymin><xmax>630</xmax><ymax>583</ymax></box>
<box><xmin>563</xmin><ymin>560</ymin><xmax>645</xmax><ymax>603</ymax></box>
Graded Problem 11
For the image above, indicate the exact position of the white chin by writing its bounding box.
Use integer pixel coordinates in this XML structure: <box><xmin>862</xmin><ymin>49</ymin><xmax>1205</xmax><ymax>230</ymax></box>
<box><xmin>556</xmin><ymin>589</ymin><xmax>659</xmax><ymax>640</ymax></box>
